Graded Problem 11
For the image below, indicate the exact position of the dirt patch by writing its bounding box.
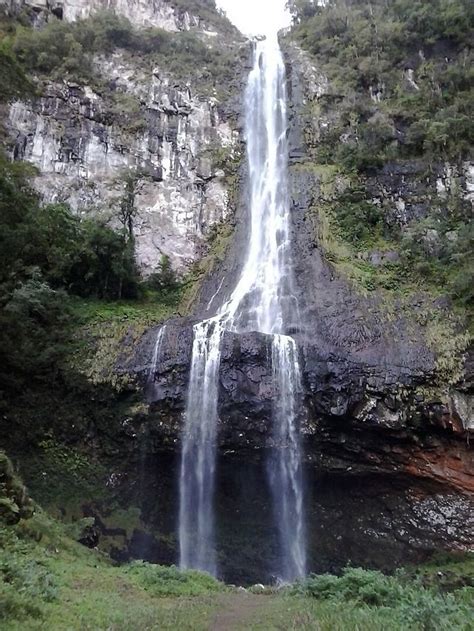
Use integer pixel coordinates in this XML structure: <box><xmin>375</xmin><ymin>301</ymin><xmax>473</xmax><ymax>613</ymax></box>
<box><xmin>210</xmin><ymin>592</ymin><xmax>273</xmax><ymax>630</ymax></box>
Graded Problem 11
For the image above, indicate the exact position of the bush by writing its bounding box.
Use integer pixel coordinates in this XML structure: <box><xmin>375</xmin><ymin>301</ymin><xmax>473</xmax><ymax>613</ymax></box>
<box><xmin>125</xmin><ymin>562</ymin><xmax>224</xmax><ymax>597</ymax></box>
<box><xmin>0</xmin><ymin>453</ymin><xmax>34</xmax><ymax>525</ymax></box>
<box><xmin>0</xmin><ymin>43</ymin><xmax>33</xmax><ymax>102</ymax></box>
<box><xmin>334</xmin><ymin>187</ymin><xmax>384</xmax><ymax>246</ymax></box>
<box><xmin>294</xmin><ymin>568</ymin><xmax>404</xmax><ymax>607</ymax></box>
<box><xmin>0</xmin><ymin>542</ymin><xmax>57</xmax><ymax>621</ymax></box>
<box><xmin>0</xmin><ymin>277</ymin><xmax>72</xmax><ymax>391</ymax></box>
<box><xmin>294</xmin><ymin>567</ymin><xmax>473</xmax><ymax>630</ymax></box>
<box><xmin>290</xmin><ymin>0</ymin><xmax>474</xmax><ymax>162</ymax></box>
<box><xmin>11</xmin><ymin>9</ymin><xmax>238</xmax><ymax>93</ymax></box>
<box><xmin>13</xmin><ymin>11</ymin><xmax>135</xmax><ymax>78</ymax></box>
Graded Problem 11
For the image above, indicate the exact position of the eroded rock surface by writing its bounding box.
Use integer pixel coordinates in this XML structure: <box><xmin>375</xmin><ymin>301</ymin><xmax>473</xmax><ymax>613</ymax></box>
<box><xmin>3</xmin><ymin>0</ymin><xmax>203</xmax><ymax>31</ymax></box>
<box><xmin>7</xmin><ymin>63</ymin><xmax>239</xmax><ymax>273</ymax></box>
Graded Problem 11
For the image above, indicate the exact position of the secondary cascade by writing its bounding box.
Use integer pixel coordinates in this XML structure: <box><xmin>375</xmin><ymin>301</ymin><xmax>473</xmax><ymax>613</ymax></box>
<box><xmin>179</xmin><ymin>33</ymin><xmax>306</xmax><ymax>582</ymax></box>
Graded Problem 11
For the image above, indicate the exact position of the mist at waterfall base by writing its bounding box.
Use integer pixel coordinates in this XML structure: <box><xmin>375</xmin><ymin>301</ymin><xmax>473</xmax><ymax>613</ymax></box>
<box><xmin>178</xmin><ymin>34</ymin><xmax>307</xmax><ymax>583</ymax></box>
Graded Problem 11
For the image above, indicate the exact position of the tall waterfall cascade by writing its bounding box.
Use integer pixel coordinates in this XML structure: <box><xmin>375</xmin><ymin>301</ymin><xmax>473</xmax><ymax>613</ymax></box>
<box><xmin>179</xmin><ymin>33</ymin><xmax>306</xmax><ymax>581</ymax></box>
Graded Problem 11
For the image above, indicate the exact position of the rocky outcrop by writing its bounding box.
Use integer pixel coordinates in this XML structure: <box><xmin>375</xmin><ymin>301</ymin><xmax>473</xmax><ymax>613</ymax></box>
<box><xmin>101</xmin><ymin>317</ymin><xmax>471</xmax><ymax>580</ymax></box>
<box><xmin>4</xmin><ymin>0</ymin><xmax>246</xmax><ymax>273</ymax></box>
<box><xmin>2</xmin><ymin>0</ymin><xmax>202</xmax><ymax>32</ymax></box>
<box><xmin>128</xmin><ymin>324</ymin><xmax>473</xmax><ymax>484</ymax></box>
<box><xmin>7</xmin><ymin>54</ymin><xmax>240</xmax><ymax>273</ymax></box>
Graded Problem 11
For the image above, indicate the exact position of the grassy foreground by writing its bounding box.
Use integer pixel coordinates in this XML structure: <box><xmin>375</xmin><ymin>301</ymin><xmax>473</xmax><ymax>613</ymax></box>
<box><xmin>1</xmin><ymin>507</ymin><xmax>473</xmax><ymax>631</ymax></box>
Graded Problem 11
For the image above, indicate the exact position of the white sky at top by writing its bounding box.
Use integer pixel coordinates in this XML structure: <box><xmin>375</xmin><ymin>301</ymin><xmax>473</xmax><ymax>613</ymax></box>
<box><xmin>216</xmin><ymin>0</ymin><xmax>291</xmax><ymax>36</ymax></box>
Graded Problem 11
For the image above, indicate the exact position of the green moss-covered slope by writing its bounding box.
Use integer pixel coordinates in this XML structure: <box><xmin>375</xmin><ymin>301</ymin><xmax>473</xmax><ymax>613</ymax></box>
<box><xmin>286</xmin><ymin>0</ymin><xmax>473</xmax><ymax>312</ymax></box>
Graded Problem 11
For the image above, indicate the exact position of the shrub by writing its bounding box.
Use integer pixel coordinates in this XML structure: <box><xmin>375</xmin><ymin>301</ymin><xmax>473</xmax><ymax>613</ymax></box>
<box><xmin>125</xmin><ymin>562</ymin><xmax>224</xmax><ymax>597</ymax></box>
<box><xmin>0</xmin><ymin>453</ymin><xmax>34</xmax><ymax>525</ymax></box>
<box><xmin>0</xmin><ymin>42</ymin><xmax>33</xmax><ymax>102</ymax></box>
<box><xmin>294</xmin><ymin>568</ymin><xmax>404</xmax><ymax>607</ymax></box>
<box><xmin>333</xmin><ymin>187</ymin><xmax>384</xmax><ymax>246</ymax></box>
<box><xmin>0</xmin><ymin>543</ymin><xmax>57</xmax><ymax>621</ymax></box>
<box><xmin>290</xmin><ymin>0</ymin><xmax>474</xmax><ymax>162</ymax></box>
<box><xmin>11</xmin><ymin>9</ymin><xmax>238</xmax><ymax>93</ymax></box>
<box><xmin>293</xmin><ymin>567</ymin><xmax>473</xmax><ymax>630</ymax></box>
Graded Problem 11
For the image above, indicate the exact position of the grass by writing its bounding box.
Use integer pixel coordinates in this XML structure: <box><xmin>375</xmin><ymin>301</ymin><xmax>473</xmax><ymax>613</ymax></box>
<box><xmin>290</xmin><ymin>567</ymin><xmax>474</xmax><ymax>630</ymax></box>
<box><xmin>68</xmin><ymin>292</ymin><xmax>182</xmax><ymax>388</ymax></box>
<box><xmin>70</xmin><ymin>291</ymin><xmax>182</xmax><ymax>326</ymax></box>
<box><xmin>244</xmin><ymin>596</ymin><xmax>413</xmax><ymax>630</ymax></box>
<box><xmin>0</xmin><ymin>511</ymin><xmax>226</xmax><ymax>630</ymax></box>
<box><xmin>2</xmin><ymin>507</ymin><xmax>474</xmax><ymax>630</ymax></box>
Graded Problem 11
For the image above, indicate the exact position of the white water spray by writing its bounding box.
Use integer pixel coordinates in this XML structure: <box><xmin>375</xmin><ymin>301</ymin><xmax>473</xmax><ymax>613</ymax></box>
<box><xmin>270</xmin><ymin>335</ymin><xmax>306</xmax><ymax>581</ymax></box>
<box><xmin>146</xmin><ymin>325</ymin><xmax>167</xmax><ymax>399</ymax></box>
<box><xmin>179</xmin><ymin>34</ymin><xmax>306</xmax><ymax>581</ymax></box>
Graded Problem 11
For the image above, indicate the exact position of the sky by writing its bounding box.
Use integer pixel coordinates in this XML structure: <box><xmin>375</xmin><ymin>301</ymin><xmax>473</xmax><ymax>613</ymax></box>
<box><xmin>216</xmin><ymin>0</ymin><xmax>291</xmax><ymax>36</ymax></box>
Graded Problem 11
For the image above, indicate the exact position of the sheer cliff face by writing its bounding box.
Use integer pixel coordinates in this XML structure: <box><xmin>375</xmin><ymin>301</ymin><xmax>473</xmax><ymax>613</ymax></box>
<box><xmin>5</xmin><ymin>0</ymin><xmax>200</xmax><ymax>31</ymax></box>
<box><xmin>4</xmin><ymin>1</ymin><xmax>243</xmax><ymax>274</ymax></box>
<box><xmin>7</xmin><ymin>63</ymin><xmax>238</xmax><ymax>273</ymax></box>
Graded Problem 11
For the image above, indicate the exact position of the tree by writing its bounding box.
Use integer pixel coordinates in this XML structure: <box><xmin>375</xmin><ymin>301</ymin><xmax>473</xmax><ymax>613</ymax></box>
<box><xmin>146</xmin><ymin>255</ymin><xmax>178</xmax><ymax>295</ymax></box>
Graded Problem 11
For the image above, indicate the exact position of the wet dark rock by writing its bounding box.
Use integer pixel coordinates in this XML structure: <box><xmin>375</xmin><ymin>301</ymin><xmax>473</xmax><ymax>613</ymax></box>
<box><xmin>78</xmin><ymin>523</ymin><xmax>100</xmax><ymax>549</ymax></box>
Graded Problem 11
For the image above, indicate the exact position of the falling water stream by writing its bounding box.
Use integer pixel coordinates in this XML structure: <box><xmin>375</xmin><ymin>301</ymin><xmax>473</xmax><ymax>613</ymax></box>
<box><xmin>179</xmin><ymin>33</ymin><xmax>306</xmax><ymax>581</ymax></box>
<box><xmin>146</xmin><ymin>325</ymin><xmax>167</xmax><ymax>400</ymax></box>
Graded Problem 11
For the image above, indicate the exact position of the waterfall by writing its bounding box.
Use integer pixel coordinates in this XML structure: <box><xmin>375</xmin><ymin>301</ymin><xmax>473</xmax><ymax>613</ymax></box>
<box><xmin>179</xmin><ymin>318</ymin><xmax>223</xmax><ymax>574</ymax></box>
<box><xmin>146</xmin><ymin>325</ymin><xmax>167</xmax><ymax>400</ymax></box>
<box><xmin>179</xmin><ymin>34</ymin><xmax>306</xmax><ymax>581</ymax></box>
<box><xmin>269</xmin><ymin>335</ymin><xmax>306</xmax><ymax>580</ymax></box>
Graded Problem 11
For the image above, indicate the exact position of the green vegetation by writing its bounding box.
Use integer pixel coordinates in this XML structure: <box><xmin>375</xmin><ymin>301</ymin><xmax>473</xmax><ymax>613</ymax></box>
<box><xmin>0</xmin><ymin>45</ymin><xmax>32</xmax><ymax>102</ymax></box>
<box><xmin>287</xmin><ymin>0</ymin><xmax>473</xmax><ymax>321</ymax></box>
<box><xmin>124</xmin><ymin>562</ymin><xmax>223</xmax><ymax>597</ymax></box>
<box><xmin>2</xmin><ymin>493</ymin><xmax>473</xmax><ymax>630</ymax></box>
<box><xmin>289</xmin><ymin>0</ymin><xmax>473</xmax><ymax>163</ymax></box>
<box><xmin>4</xmin><ymin>9</ymin><xmax>239</xmax><ymax>99</ymax></box>
<box><xmin>0</xmin><ymin>156</ymin><xmax>140</xmax><ymax>301</ymax></box>
<box><xmin>0</xmin><ymin>452</ymin><xmax>34</xmax><ymax>525</ymax></box>
<box><xmin>292</xmin><ymin>567</ymin><xmax>474</xmax><ymax>630</ymax></box>
<box><xmin>0</xmin><ymin>505</ymin><xmax>226</xmax><ymax>629</ymax></box>
<box><xmin>0</xmin><ymin>154</ymin><xmax>145</xmax><ymax>398</ymax></box>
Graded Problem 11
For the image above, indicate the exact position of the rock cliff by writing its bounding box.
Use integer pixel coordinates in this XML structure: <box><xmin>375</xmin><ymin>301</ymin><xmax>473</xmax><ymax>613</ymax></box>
<box><xmin>3</xmin><ymin>0</ymin><xmax>245</xmax><ymax>273</ymax></box>
<box><xmin>4</xmin><ymin>0</ymin><xmax>204</xmax><ymax>31</ymax></box>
